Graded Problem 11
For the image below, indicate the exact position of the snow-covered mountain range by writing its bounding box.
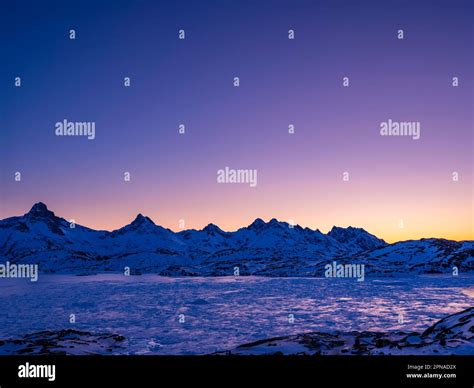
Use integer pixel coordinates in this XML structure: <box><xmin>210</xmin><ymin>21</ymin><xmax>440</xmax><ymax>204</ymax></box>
<box><xmin>0</xmin><ymin>202</ymin><xmax>472</xmax><ymax>276</ymax></box>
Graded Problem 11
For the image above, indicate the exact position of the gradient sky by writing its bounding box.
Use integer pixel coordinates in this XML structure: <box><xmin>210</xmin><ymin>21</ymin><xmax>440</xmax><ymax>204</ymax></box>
<box><xmin>1</xmin><ymin>0</ymin><xmax>473</xmax><ymax>242</ymax></box>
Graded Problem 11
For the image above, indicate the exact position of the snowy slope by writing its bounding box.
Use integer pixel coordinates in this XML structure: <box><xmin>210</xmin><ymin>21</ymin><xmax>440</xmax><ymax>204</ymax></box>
<box><xmin>351</xmin><ymin>239</ymin><xmax>474</xmax><ymax>275</ymax></box>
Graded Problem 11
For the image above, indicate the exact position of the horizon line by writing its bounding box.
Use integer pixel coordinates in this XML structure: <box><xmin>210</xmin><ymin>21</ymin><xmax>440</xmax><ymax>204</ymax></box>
<box><xmin>2</xmin><ymin>201</ymin><xmax>473</xmax><ymax>244</ymax></box>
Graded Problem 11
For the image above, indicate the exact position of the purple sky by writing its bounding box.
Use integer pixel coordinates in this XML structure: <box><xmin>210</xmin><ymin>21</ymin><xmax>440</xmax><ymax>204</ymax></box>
<box><xmin>1</xmin><ymin>0</ymin><xmax>473</xmax><ymax>242</ymax></box>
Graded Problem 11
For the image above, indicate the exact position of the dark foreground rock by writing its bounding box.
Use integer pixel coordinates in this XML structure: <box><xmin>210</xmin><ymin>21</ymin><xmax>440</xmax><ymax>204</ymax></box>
<box><xmin>218</xmin><ymin>308</ymin><xmax>474</xmax><ymax>355</ymax></box>
<box><xmin>0</xmin><ymin>329</ymin><xmax>126</xmax><ymax>355</ymax></box>
<box><xmin>1</xmin><ymin>308</ymin><xmax>472</xmax><ymax>355</ymax></box>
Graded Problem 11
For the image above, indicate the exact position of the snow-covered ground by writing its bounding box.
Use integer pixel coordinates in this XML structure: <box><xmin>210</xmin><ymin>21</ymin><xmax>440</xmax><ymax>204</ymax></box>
<box><xmin>222</xmin><ymin>306</ymin><xmax>474</xmax><ymax>355</ymax></box>
<box><xmin>0</xmin><ymin>274</ymin><xmax>472</xmax><ymax>355</ymax></box>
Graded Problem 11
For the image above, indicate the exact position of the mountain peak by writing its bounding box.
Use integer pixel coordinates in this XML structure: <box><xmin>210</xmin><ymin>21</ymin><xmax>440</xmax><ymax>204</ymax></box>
<box><xmin>131</xmin><ymin>214</ymin><xmax>155</xmax><ymax>226</ymax></box>
<box><xmin>26</xmin><ymin>202</ymin><xmax>56</xmax><ymax>218</ymax></box>
<box><xmin>248</xmin><ymin>218</ymin><xmax>266</xmax><ymax>230</ymax></box>
<box><xmin>329</xmin><ymin>226</ymin><xmax>369</xmax><ymax>237</ymax></box>
<box><xmin>246</xmin><ymin>218</ymin><xmax>289</xmax><ymax>232</ymax></box>
<box><xmin>23</xmin><ymin>202</ymin><xmax>64</xmax><ymax>235</ymax></box>
<box><xmin>203</xmin><ymin>223</ymin><xmax>224</xmax><ymax>234</ymax></box>
<box><xmin>268</xmin><ymin>218</ymin><xmax>283</xmax><ymax>226</ymax></box>
<box><xmin>330</xmin><ymin>225</ymin><xmax>361</xmax><ymax>233</ymax></box>
<box><xmin>328</xmin><ymin>226</ymin><xmax>386</xmax><ymax>250</ymax></box>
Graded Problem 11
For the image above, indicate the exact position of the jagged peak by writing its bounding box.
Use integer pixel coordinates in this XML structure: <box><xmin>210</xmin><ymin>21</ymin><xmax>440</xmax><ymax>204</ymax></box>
<box><xmin>130</xmin><ymin>213</ymin><xmax>155</xmax><ymax>226</ymax></box>
<box><xmin>328</xmin><ymin>225</ymin><xmax>386</xmax><ymax>248</ymax></box>
<box><xmin>330</xmin><ymin>225</ymin><xmax>363</xmax><ymax>232</ymax></box>
<box><xmin>248</xmin><ymin>218</ymin><xmax>266</xmax><ymax>229</ymax></box>
<box><xmin>26</xmin><ymin>202</ymin><xmax>56</xmax><ymax>218</ymax></box>
<box><xmin>243</xmin><ymin>218</ymin><xmax>267</xmax><ymax>232</ymax></box>
<box><xmin>329</xmin><ymin>225</ymin><xmax>370</xmax><ymax>236</ymax></box>
<box><xmin>203</xmin><ymin>223</ymin><xmax>223</xmax><ymax>233</ymax></box>
<box><xmin>31</xmin><ymin>202</ymin><xmax>48</xmax><ymax>210</ymax></box>
<box><xmin>245</xmin><ymin>217</ymin><xmax>292</xmax><ymax>233</ymax></box>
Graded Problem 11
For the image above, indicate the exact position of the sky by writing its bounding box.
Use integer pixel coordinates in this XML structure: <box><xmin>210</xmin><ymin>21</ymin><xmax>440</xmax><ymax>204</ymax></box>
<box><xmin>1</xmin><ymin>0</ymin><xmax>473</xmax><ymax>242</ymax></box>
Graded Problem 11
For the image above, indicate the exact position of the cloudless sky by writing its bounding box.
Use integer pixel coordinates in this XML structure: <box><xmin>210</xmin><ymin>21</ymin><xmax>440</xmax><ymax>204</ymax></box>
<box><xmin>1</xmin><ymin>0</ymin><xmax>473</xmax><ymax>242</ymax></box>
